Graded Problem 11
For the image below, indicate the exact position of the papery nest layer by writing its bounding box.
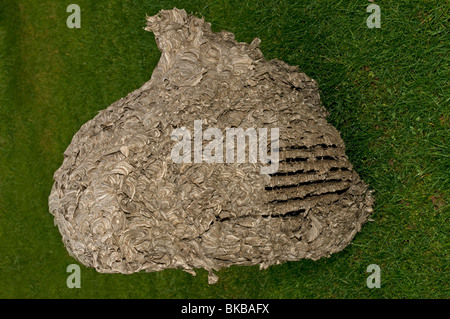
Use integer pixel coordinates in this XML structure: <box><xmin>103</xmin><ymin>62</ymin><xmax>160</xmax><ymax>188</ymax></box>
<box><xmin>49</xmin><ymin>8</ymin><xmax>374</xmax><ymax>284</ymax></box>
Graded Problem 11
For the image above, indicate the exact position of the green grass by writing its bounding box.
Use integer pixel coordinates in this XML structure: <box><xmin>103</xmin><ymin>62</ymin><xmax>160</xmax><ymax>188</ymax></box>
<box><xmin>0</xmin><ymin>0</ymin><xmax>448</xmax><ymax>298</ymax></box>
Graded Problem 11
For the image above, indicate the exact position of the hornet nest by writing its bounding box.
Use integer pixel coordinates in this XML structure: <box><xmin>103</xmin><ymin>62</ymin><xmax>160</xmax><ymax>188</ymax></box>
<box><xmin>49</xmin><ymin>8</ymin><xmax>374</xmax><ymax>284</ymax></box>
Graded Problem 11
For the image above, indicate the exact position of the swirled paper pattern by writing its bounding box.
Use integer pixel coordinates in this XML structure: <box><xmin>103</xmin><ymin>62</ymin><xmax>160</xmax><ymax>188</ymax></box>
<box><xmin>49</xmin><ymin>8</ymin><xmax>374</xmax><ymax>284</ymax></box>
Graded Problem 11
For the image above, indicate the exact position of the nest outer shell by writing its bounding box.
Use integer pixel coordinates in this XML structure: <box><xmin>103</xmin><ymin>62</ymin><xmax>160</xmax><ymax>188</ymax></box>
<box><xmin>49</xmin><ymin>8</ymin><xmax>374</xmax><ymax>284</ymax></box>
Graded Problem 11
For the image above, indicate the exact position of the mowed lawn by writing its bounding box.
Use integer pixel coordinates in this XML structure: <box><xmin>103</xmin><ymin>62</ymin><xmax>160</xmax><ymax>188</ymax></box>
<box><xmin>0</xmin><ymin>0</ymin><xmax>448</xmax><ymax>298</ymax></box>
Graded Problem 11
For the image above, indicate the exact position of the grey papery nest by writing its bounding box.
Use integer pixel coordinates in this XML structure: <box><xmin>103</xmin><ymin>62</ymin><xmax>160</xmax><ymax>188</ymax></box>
<box><xmin>49</xmin><ymin>8</ymin><xmax>374</xmax><ymax>284</ymax></box>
